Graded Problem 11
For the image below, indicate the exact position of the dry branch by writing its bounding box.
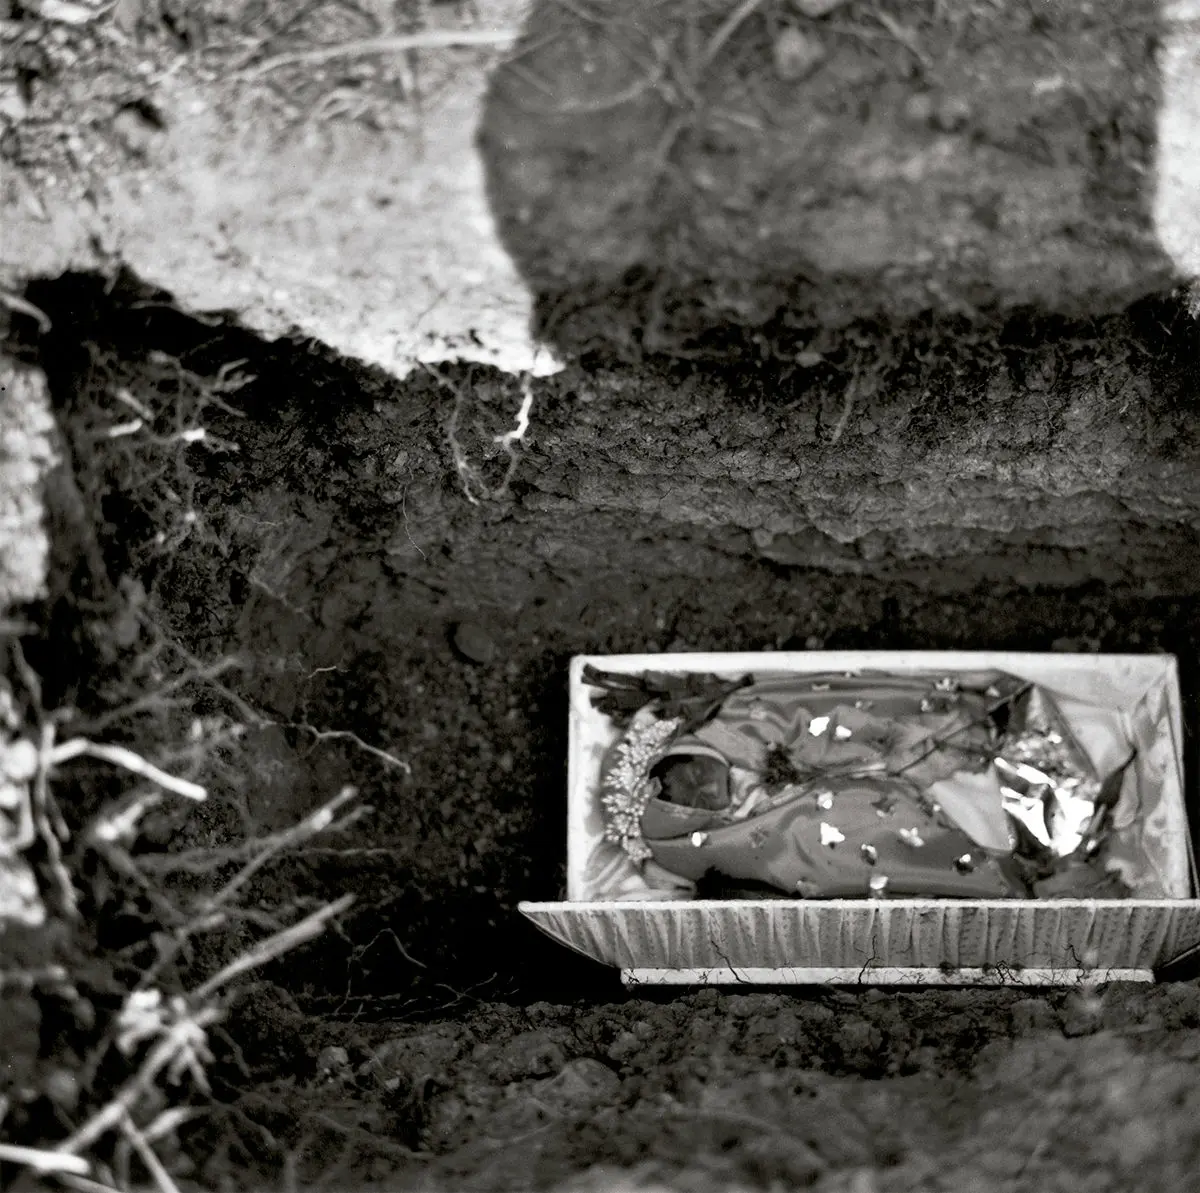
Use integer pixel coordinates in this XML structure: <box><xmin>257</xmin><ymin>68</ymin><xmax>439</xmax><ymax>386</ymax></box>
<box><xmin>56</xmin><ymin>1007</ymin><xmax>224</xmax><ymax>1156</ymax></box>
<box><xmin>246</xmin><ymin>28</ymin><xmax>519</xmax><ymax>77</ymax></box>
<box><xmin>51</xmin><ymin>737</ymin><xmax>207</xmax><ymax>801</ymax></box>
<box><xmin>0</xmin><ymin>1142</ymin><xmax>89</xmax><ymax>1174</ymax></box>
<box><xmin>190</xmin><ymin>894</ymin><xmax>356</xmax><ymax>1002</ymax></box>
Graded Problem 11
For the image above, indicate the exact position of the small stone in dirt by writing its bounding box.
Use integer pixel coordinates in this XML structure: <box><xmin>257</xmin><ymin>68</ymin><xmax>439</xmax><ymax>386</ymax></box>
<box><xmin>834</xmin><ymin>1018</ymin><xmax>884</xmax><ymax>1060</ymax></box>
<box><xmin>773</xmin><ymin>28</ymin><xmax>826</xmax><ymax>82</ymax></box>
<box><xmin>43</xmin><ymin>1067</ymin><xmax>80</xmax><ymax>1113</ymax></box>
<box><xmin>0</xmin><ymin>84</ymin><xmax>28</xmax><ymax>123</ymax></box>
<box><xmin>451</xmin><ymin>620</ymin><xmax>496</xmax><ymax>664</ymax></box>
<box><xmin>932</xmin><ymin>96</ymin><xmax>972</xmax><ymax>133</ymax></box>
<box><xmin>316</xmin><ymin>1044</ymin><xmax>351</xmax><ymax>1082</ymax></box>
<box><xmin>904</xmin><ymin>92</ymin><xmax>936</xmax><ymax>125</ymax></box>
<box><xmin>1061</xmin><ymin>989</ymin><xmax>1104</xmax><ymax>1038</ymax></box>
<box><xmin>533</xmin><ymin>1057</ymin><xmax>621</xmax><ymax>1111</ymax></box>
<box><xmin>901</xmin><ymin>1044</ymin><xmax>939</xmax><ymax>1072</ymax></box>
<box><xmin>490</xmin><ymin>1028</ymin><xmax>566</xmax><ymax>1082</ymax></box>
<box><xmin>552</xmin><ymin>1161</ymin><xmax>677</xmax><ymax>1192</ymax></box>
<box><xmin>362</xmin><ymin>1024</ymin><xmax>465</xmax><ymax>1082</ymax></box>
<box><xmin>111</xmin><ymin>102</ymin><xmax>167</xmax><ymax>159</ymax></box>
<box><xmin>607</xmin><ymin>1030</ymin><xmax>642</xmax><ymax>1064</ymax></box>
<box><xmin>799</xmin><ymin>1002</ymin><xmax>837</xmax><ymax>1028</ymax></box>
<box><xmin>1010</xmin><ymin>997</ymin><xmax>1058</xmax><ymax>1034</ymax></box>
<box><xmin>791</xmin><ymin>0</ymin><xmax>848</xmax><ymax>16</ymax></box>
<box><xmin>822</xmin><ymin>1170</ymin><xmax>880</xmax><ymax>1193</ymax></box>
<box><xmin>725</xmin><ymin>993</ymin><xmax>764</xmax><ymax>1017</ymax></box>
<box><xmin>1159</xmin><ymin>982</ymin><xmax>1200</xmax><ymax>1028</ymax></box>
<box><xmin>1051</xmin><ymin>636</ymin><xmax>1102</xmax><ymax>653</ymax></box>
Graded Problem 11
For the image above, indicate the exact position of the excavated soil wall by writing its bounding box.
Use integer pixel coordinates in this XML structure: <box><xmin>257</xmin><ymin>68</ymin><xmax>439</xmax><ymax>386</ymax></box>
<box><xmin>10</xmin><ymin>270</ymin><xmax>1200</xmax><ymax>1016</ymax></box>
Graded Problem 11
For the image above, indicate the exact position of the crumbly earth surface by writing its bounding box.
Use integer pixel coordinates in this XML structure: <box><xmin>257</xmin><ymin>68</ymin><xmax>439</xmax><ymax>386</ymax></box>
<box><xmin>196</xmin><ymin>982</ymin><xmax>1200</xmax><ymax>1192</ymax></box>
<box><xmin>3</xmin><ymin>3</ymin><xmax>1200</xmax><ymax>1192</ymax></box>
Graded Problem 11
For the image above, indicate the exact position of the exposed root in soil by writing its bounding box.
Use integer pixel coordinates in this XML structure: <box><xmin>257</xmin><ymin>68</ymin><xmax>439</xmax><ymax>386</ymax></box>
<box><xmin>0</xmin><ymin>633</ymin><xmax>364</xmax><ymax>1190</ymax></box>
<box><xmin>437</xmin><ymin>366</ymin><xmax>537</xmax><ymax>504</ymax></box>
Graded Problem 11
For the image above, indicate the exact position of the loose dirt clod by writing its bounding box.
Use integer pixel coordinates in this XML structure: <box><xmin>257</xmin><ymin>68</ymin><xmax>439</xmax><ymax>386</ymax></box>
<box><xmin>452</xmin><ymin>620</ymin><xmax>497</xmax><ymax>665</ymax></box>
<box><xmin>772</xmin><ymin>27</ymin><xmax>825</xmax><ymax>81</ymax></box>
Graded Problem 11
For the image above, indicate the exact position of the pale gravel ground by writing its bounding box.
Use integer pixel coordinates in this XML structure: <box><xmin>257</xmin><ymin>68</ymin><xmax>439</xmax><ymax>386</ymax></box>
<box><xmin>1</xmin><ymin>0</ymin><xmax>559</xmax><ymax>381</ymax></box>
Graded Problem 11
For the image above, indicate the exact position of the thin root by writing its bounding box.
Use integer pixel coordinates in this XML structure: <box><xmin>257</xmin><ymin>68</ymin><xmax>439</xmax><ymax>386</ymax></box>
<box><xmin>0</xmin><ymin>291</ymin><xmax>52</xmax><ymax>333</ymax></box>
<box><xmin>245</xmin><ymin>28</ymin><xmax>518</xmax><ymax>77</ymax></box>
<box><xmin>119</xmin><ymin>1111</ymin><xmax>182</xmax><ymax>1193</ymax></box>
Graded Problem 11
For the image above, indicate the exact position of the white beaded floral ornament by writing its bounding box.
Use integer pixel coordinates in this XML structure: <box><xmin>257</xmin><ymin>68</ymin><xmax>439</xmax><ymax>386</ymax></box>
<box><xmin>600</xmin><ymin>708</ymin><xmax>682</xmax><ymax>864</ymax></box>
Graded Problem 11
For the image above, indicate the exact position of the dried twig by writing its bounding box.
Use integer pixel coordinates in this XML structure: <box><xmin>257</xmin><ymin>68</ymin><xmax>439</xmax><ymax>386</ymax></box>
<box><xmin>56</xmin><ymin>1173</ymin><xmax>123</xmax><ymax>1193</ymax></box>
<box><xmin>871</xmin><ymin>8</ymin><xmax>933</xmax><ymax>71</ymax></box>
<box><xmin>352</xmin><ymin>927</ymin><xmax>427</xmax><ymax>973</ymax></box>
<box><xmin>195</xmin><ymin>787</ymin><xmax>358</xmax><ymax>917</ymax></box>
<box><xmin>119</xmin><ymin>1111</ymin><xmax>182</xmax><ymax>1193</ymax></box>
<box><xmin>162</xmin><ymin>639</ymin><xmax>267</xmax><ymax>728</ymax></box>
<box><xmin>0</xmin><ymin>641</ymin><xmax>361</xmax><ymax>1185</ymax></box>
<box><xmin>190</xmin><ymin>894</ymin><xmax>355</xmax><ymax>1002</ymax></box>
<box><xmin>501</xmin><ymin>56</ymin><xmax>666</xmax><ymax>115</ymax></box>
<box><xmin>80</xmin><ymin>658</ymin><xmax>243</xmax><ymax>734</ymax></box>
<box><xmin>698</xmin><ymin>0</ymin><xmax>767</xmax><ymax>73</ymax></box>
<box><xmin>290</xmin><ymin>724</ymin><xmax>412</xmax><ymax>774</ymax></box>
<box><xmin>51</xmin><ymin>737</ymin><xmax>207</xmax><ymax>801</ymax></box>
<box><xmin>0</xmin><ymin>1142</ymin><xmax>89</xmax><ymax>1174</ymax></box>
<box><xmin>56</xmin><ymin>1006</ymin><xmax>224</xmax><ymax>1156</ymax></box>
<box><xmin>35</xmin><ymin>723</ymin><xmax>79</xmax><ymax>919</ymax></box>
<box><xmin>894</xmin><ymin>682</ymin><xmax>1035</xmax><ymax>775</ymax></box>
<box><xmin>245</xmin><ymin>28</ymin><xmax>518</xmax><ymax>77</ymax></box>
<box><xmin>828</xmin><ymin>377</ymin><xmax>860</xmax><ymax>445</ymax></box>
<box><xmin>442</xmin><ymin>371</ymin><xmax>536</xmax><ymax>504</ymax></box>
<box><xmin>133</xmin><ymin>805</ymin><xmax>366</xmax><ymax>876</ymax></box>
<box><xmin>0</xmin><ymin>291</ymin><xmax>52</xmax><ymax>333</ymax></box>
<box><xmin>137</xmin><ymin>787</ymin><xmax>361</xmax><ymax>990</ymax></box>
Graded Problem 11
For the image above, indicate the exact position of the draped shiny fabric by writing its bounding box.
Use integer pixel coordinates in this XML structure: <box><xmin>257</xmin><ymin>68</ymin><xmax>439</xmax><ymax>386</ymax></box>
<box><xmin>643</xmin><ymin>773</ymin><xmax>1020</xmax><ymax>898</ymax></box>
<box><xmin>599</xmin><ymin>670</ymin><xmax>1142</xmax><ymax>901</ymax></box>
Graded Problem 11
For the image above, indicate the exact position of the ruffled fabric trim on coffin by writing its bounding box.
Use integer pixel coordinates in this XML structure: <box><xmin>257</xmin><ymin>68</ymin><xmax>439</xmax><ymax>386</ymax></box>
<box><xmin>518</xmin><ymin>899</ymin><xmax>1200</xmax><ymax>973</ymax></box>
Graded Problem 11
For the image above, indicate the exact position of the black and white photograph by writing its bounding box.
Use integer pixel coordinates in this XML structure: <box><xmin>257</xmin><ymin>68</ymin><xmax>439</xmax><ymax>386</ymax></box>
<box><xmin>3</xmin><ymin>1</ymin><xmax>1200</xmax><ymax>1190</ymax></box>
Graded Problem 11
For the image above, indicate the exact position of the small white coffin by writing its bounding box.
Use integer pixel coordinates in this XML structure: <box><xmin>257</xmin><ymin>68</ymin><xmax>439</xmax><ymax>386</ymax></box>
<box><xmin>520</xmin><ymin>651</ymin><xmax>1198</xmax><ymax>986</ymax></box>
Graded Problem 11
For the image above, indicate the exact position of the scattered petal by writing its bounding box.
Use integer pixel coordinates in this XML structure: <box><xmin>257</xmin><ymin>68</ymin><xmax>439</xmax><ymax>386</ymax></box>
<box><xmin>820</xmin><ymin>822</ymin><xmax>845</xmax><ymax>847</ymax></box>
